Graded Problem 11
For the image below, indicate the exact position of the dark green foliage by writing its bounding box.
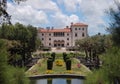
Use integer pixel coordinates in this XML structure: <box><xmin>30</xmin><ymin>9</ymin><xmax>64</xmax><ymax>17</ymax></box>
<box><xmin>85</xmin><ymin>47</ymin><xmax>120</xmax><ymax>84</ymax></box>
<box><xmin>0</xmin><ymin>23</ymin><xmax>39</xmax><ymax>67</ymax></box>
<box><xmin>63</xmin><ymin>52</ymin><xmax>72</xmax><ymax>70</ymax></box>
<box><xmin>66</xmin><ymin>59</ymin><xmax>71</xmax><ymax>70</ymax></box>
<box><xmin>47</xmin><ymin>79</ymin><xmax>52</xmax><ymax>84</ymax></box>
<box><xmin>7</xmin><ymin>66</ymin><xmax>30</xmax><ymax>84</ymax></box>
<box><xmin>66</xmin><ymin>79</ymin><xmax>71</xmax><ymax>84</ymax></box>
<box><xmin>0</xmin><ymin>39</ymin><xmax>30</xmax><ymax>84</ymax></box>
<box><xmin>65</xmin><ymin>57</ymin><xmax>70</xmax><ymax>62</ymax></box>
<box><xmin>42</xmin><ymin>46</ymin><xmax>51</xmax><ymax>51</ymax></box>
<box><xmin>108</xmin><ymin>2</ymin><xmax>120</xmax><ymax>47</ymax></box>
<box><xmin>102</xmin><ymin>47</ymin><xmax>120</xmax><ymax>83</ymax></box>
<box><xmin>63</xmin><ymin>52</ymin><xmax>67</xmax><ymax>62</ymax></box>
<box><xmin>48</xmin><ymin>57</ymin><xmax>54</xmax><ymax>62</ymax></box>
<box><xmin>85</xmin><ymin>69</ymin><xmax>110</xmax><ymax>84</ymax></box>
<box><xmin>85</xmin><ymin>2</ymin><xmax>120</xmax><ymax>83</ymax></box>
<box><xmin>76</xmin><ymin>34</ymin><xmax>112</xmax><ymax>62</ymax></box>
<box><xmin>0</xmin><ymin>40</ymin><xmax>9</xmax><ymax>84</ymax></box>
<box><xmin>51</xmin><ymin>52</ymin><xmax>56</xmax><ymax>61</ymax></box>
<box><xmin>47</xmin><ymin>58</ymin><xmax>53</xmax><ymax>70</ymax></box>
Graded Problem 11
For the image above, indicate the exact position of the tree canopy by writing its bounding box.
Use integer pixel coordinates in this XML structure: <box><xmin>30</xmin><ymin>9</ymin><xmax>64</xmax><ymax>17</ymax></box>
<box><xmin>0</xmin><ymin>39</ymin><xmax>30</xmax><ymax>84</ymax></box>
<box><xmin>108</xmin><ymin>0</ymin><xmax>120</xmax><ymax>46</ymax></box>
<box><xmin>85</xmin><ymin>1</ymin><xmax>120</xmax><ymax>83</ymax></box>
<box><xmin>75</xmin><ymin>34</ymin><xmax>112</xmax><ymax>61</ymax></box>
<box><xmin>0</xmin><ymin>0</ymin><xmax>27</xmax><ymax>24</ymax></box>
<box><xmin>0</xmin><ymin>23</ymin><xmax>40</xmax><ymax>67</ymax></box>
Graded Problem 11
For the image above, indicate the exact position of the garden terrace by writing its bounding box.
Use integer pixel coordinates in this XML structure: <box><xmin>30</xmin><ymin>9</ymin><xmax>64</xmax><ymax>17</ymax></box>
<box><xmin>26</xmin><ymin>53</ymin><xmax>91</xmax><ymax>77</ymax></box>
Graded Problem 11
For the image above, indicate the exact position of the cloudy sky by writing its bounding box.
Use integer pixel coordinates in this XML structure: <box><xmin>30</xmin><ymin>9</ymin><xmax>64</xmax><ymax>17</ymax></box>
<box><xmin>7</xmin><ymin>0</ymin><xmax>118</xmax><ymax>35</ymax></box>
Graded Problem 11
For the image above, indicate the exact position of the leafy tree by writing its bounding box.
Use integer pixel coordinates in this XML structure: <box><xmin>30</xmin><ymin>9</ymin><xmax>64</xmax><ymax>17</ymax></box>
<box><xmin>0</xmin><ymin>39</ymin><xmax>30</xmax><ymax>84</ymax></box>
<box><xmin>102</xmin><ymin>47</ymin><xmax>120</xmax><ymax>83</ymax></box>
<box><xmin>75</xmin><ymin>34</ymin><xmax>112</xmax><ymax>61</ymax></box>
<box><xmin>0</xmin><ymin>23</ymin><xmax>39</xmax><ymax>67</ymax></box>
<box><xmin>85</xmin><ymin>69</ymin><xmax>110</xmax><ymax>84</ymax></box>
<box><xmin>0</xmin><ymin>0</ymin><xmax>27</xmax><ymax>24</ymax></box>
<box><xmin>10</xmin><ymin>67</ymin><xmax>30</xmax><ymax>84</ymax></box>
<box><xmin>85</xmin><ymin>47</ymin><xmax>120</xmax><ymax>84</ymax></box>
<box><xmin>85</xmin><ymin>1</ymin><xmax>120</xmax><ymax>83</ymax></box>
<box><xmin>0</xmin><ymin>39</ymin><xmax>10</xmax><ymax>84</ymax></box>
<box><xmin>108</xmin><ymin>0</ymin><xmax>120</xmax><ymax>46</ymax></box>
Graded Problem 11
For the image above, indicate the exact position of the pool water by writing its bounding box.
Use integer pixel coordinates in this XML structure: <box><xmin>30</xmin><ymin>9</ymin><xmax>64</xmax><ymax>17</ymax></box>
<box><xmin>31</xmin><ymin>78</ymin><xmax>83</xmax><ymax>84</ymax></box>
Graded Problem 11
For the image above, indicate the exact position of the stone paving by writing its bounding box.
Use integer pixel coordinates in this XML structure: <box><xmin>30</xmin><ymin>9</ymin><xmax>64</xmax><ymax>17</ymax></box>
<box><xmin>51</xmin><ymin>47</ymin><xmax>67</xmax><ymax>53</ymax></box>
<box><xmin>51</xmin><ymin>47</ymin><xmax>76</xmax><ymax>53</ymax></box>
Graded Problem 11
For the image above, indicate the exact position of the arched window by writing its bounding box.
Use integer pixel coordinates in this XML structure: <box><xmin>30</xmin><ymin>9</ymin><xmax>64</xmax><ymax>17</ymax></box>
<box><xmin>82</xmin><ymin>33</ymin><xmax>85</xmax><ymax>37</ymax></box>
<box><xmin>75</xmin><ymin>33</ymin><xmax>77</xmax><ymax>37</ymax></box>
<box><xmin>82</xmin><ymin>28</ymin><xmax>84</xmax><ymax>30</ymax></box>
<box><xmin>75</xmin><ymin>28</ymin><xmax>77</xmax><ymax>30</ymax></box>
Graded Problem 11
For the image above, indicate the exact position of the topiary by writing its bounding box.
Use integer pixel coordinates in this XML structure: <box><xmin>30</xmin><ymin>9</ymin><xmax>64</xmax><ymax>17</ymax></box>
<box><xmin>66</xmin><ymin>59</ymin><xmax>71</xmax><ymax>70</ymax></box>
<box><xmin>47</xmin><ymin>58</ymin><xmax>53</xmax><ymax>70</ymax></box>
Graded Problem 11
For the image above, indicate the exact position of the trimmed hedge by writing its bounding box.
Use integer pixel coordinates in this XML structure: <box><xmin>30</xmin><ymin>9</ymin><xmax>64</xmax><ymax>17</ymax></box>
<box><xmin>63</xmin><ymin>52</ymin><xmax>67</xmax><ymax>62</ymax></box>
<box><xmin>66</xmin><ymin>59</ymin><xmax>71</xmax><ymax>70</ymax></box>
<box><xmin>47</xmin><ymin>58</ymin><xmax>53</xmax><ymax>70</ymax></box>
<box><xmin>51</xmin><ymin>52</ymin><xmax>56</xmax><ymax>61</ymax></box>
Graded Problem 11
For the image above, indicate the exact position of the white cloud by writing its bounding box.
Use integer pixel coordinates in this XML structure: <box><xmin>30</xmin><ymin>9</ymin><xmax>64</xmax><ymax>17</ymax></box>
<box><xmin>57</xmin><ymin>0</ymin><xmax>82</xmax><ymax>12</ymax></box>
<box><xmin>22</xmin><ymin>0</ymin><xmax>60</xmax><ymax>12</ymax></box>
<box><xmin>7</xmin><ymin>2</ymin><xmax>49</xmax><ymax>26</ymax></box>
<box><xmin>7</xmin><ymin>0</ymin><xmax>61</xmax><ymax>27</ymax></box>
<box><xmin>79</xmin><ymin>0</ymin><xmax>116</xmax><ymax>35</ymax></box>
<box><xmin>56</xmin><ymin>0</ymin><xmax>117</xmax><ymax>35</ymax></box>
<box><xmin>50</xmin><ymin>12</ymin><xmax>80</xmax><ymax>28</ymax></box>
<box><xmin>6</xmin><ymin>0</ymin><xmax>118</xmax><ymax>35</ymax></box>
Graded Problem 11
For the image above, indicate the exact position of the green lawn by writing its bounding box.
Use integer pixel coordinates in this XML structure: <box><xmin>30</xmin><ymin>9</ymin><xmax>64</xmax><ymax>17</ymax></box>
<box><xmin>26</xmin><ymin>57</ymin><xmax>91</xmax><ymax>76</ymax></box>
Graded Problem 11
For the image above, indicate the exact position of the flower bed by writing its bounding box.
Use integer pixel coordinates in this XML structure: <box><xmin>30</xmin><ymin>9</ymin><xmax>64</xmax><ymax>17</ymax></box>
<box><xmin>55</xmin><ymin>59</ymin><xmax>64</xmax><ymax>66</ymax></box>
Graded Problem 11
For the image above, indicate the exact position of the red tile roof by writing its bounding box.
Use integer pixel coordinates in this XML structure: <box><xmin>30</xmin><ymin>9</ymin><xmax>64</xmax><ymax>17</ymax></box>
<box><xmin>71</xmin><ymin>23</ymin><xmax>88</xmax><ymax>27</ymax></box>
<box><xmin>38</xmin><ymin>22</ymin><xmax>88</xmax><ymax>33</ymax></box>
<box><xmin>38</xmin><ymin>28</ymin><xmax>71</xmax><ymax>33</ymax></box>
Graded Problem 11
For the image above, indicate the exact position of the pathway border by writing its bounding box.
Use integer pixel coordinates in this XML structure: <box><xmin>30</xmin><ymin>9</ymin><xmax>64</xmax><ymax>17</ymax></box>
<box><xmin>29</xmin><ymin>74</ymin><xmax>85</xmax><ymax>79</ymax></box>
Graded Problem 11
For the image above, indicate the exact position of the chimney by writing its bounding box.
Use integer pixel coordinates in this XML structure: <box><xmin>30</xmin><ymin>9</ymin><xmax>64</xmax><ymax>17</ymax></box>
<box><xmin>66</xmin><ymin>26</ymin><xmax>69</xmax><ymax>28</ymax></box>
<box><xmin>51</xmin><ymin>27</ymin><xmax>54</xmax><ymax>30</ymax></box>
<box><xmin>71</xmin><ymin>22</ymin><xmax>73</xmax><ymax>25</ymax></box>
<box><xmin>46</xmin><ymin>27</ymin><xmax>50</xmax><ymax>30</ymax></box>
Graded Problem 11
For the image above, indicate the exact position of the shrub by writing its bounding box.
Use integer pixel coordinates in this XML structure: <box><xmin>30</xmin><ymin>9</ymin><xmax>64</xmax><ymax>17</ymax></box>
<box><xmin>48</xmin><ymin>57</ymin><xmax>54</xmax><ymax>62</ymax></box>
<box><xmin>66</xmin><ymin>70</ymin><xmax>73</xmax><ymax>74</ymax></box>
<box><xmin>65</xmin><ymin>57</ymin><xmax>70</xmax><ymax>62</ymax></box>
<box><xmin>55</xmin><ymin>59</ymin><xmax>64</xmax><ymax>66</ymax></box>
<box><xmin>85</xmin><ymin>69</ymin><xmax>109</xmax><ymax>84</ymax></box>
<box><xmin>47</xmin><ymin>59</ymin><xmax>53</xmax><ymax>70</ymax></box>
<box><xmin>66</xmin><ymin>59</ymin><xmax>71</xmax><ymax>70</ymax></box>
<box><xmin>63</xmin><ymin>52</ymin><xmax>68</xmax><ymax>62</ymax></box>
<box><xmin>51</xmin><ymin>52</ymin><xmax>56</xmax><ymax>61</ymax></box>
<box><xmin>77</xmin><ymin>63</ymin><xmax>81</xmax><ymax>68</ymax></box>
<box><xmin>46</xmin><ymin>70</ymin><xmax>53</xmax><ymax>74</ymax></box>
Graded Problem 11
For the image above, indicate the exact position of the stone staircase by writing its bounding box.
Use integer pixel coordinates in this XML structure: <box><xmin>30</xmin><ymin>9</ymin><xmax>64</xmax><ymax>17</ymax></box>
<box><xmin>51</xmin><ymin>47</ymin><xmax>67</xmax><ymax>53</ymax></box>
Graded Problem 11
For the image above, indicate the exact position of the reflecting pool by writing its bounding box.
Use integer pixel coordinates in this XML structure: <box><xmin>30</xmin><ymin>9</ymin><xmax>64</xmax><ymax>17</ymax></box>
<box><xmin>31</xmin><ymin>78</ymin><xmax>83</xmax><ymax>84</ymax></box>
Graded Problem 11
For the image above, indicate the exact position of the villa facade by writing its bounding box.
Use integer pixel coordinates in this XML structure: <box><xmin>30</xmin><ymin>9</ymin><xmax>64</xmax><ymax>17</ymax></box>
<box><xmin>38</xmin><ymin>22</ymin><xmax>88</xmax><ymax>47</ymax></box>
